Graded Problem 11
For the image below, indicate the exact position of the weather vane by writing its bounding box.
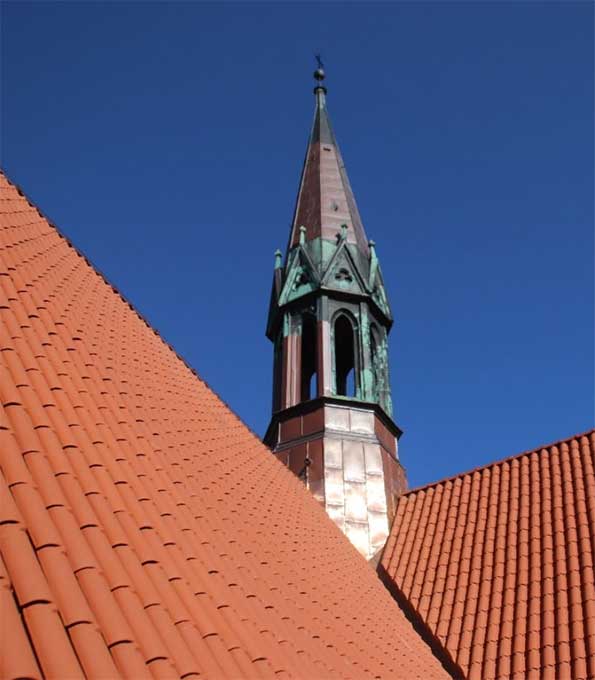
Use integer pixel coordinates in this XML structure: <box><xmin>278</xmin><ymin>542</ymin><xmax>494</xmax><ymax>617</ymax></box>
<box><xmin>314</xmin><ymin>54</ymin><xmax>325</xmax><ymax>83</ymax></box>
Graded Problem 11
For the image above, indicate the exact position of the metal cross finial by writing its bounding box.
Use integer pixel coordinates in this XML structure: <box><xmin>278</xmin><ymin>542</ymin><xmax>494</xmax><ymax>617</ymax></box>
<box><xmin>314</xmin><ymin>54</ymin><xmax>325</xmax><ymax>83</ymax></box>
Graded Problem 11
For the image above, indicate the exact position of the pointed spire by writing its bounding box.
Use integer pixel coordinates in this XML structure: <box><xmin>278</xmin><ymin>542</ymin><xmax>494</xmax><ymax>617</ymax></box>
<box><xmin>312</xmin><ymin>61</ymin><xmax>333</xmax><ymax>146</ymax></box>
<box><xmin>287</xmin><ymin>62</ymin><xmax>370</xmax><ymax>256</ymax></box>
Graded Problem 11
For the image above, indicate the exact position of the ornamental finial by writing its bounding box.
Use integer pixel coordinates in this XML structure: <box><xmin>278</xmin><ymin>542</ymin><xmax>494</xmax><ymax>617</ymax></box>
<box><xmin>313</xmin><ymin>54</ymin><xmax>325</xmax><ymax>84</ymax></box>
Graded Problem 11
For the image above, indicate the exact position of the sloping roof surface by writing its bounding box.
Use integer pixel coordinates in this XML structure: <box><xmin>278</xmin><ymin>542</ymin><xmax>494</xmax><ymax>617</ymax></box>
<box><xmin>288</xmin><ymin>88</ymin><xmax>370</xmax><ymax>256</ymax></box>
<box><xmin>0</xmin><ymin>171</ymin><xmax>449</xmax><ymax>680</ymax></box>
<box><xmin>380</xmin><ymin>430</ymin><xmax>595</xmax><ymax>680</ymax></box>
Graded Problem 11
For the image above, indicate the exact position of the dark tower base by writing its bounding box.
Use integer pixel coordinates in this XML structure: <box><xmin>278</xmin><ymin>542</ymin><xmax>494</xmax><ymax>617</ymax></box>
<box><xmin>265</xmin><ymin>397</ymin><xmax>406</xmax><ymax>559</ymax></box>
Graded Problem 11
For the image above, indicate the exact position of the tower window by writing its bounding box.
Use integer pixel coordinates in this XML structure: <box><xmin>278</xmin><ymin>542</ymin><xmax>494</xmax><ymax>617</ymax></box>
<box><xmin>301</xmin><ymin>316</ymin><xmax>317</xmax><ymax>401</ymax></box>
<box><xmin>334</xmin><ymin>314</ymin><xmax>357</xmax><ymax>398</ymax></box>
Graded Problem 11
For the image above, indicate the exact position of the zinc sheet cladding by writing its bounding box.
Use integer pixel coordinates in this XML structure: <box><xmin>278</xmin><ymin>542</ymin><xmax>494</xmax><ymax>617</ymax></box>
<box><xmin>380</xmin><ymin>431</ymin><xmax>595</xmax><ymax>680</ymax></box>
<box><xmin>0</xmin><ymin>171</ymin><xmax>450</xmax><ymax>680</ymax></box>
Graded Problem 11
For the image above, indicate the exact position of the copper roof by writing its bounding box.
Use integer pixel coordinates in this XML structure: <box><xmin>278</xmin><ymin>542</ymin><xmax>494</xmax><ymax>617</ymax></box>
<box><xmin>288</xmin><ymin>87</ymin><xmax>370</xmax><ymax>255</ymax></box>
<box><xmin>0</xmin><ymin>171</ymin><xmax>450</xmax><ymax>679</ymax></box>
<box><xmin>379</xmin><ymin>429</ymin><xmax>595</xmax><ymax>680</ymax></box>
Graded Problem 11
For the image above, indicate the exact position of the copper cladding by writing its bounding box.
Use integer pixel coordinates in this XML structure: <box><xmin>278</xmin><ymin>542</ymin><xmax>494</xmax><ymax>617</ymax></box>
<box><xmin>320</xmin><ymin>411</ymin><xmax>398</xmax><ymax>559</ymax></box>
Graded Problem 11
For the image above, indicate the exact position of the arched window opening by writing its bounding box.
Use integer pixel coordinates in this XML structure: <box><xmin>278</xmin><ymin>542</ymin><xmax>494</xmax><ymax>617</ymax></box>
<box><xmin>334</xmin><ymin>315</ymin><xmax>357</xmax><ymax>397</ymax></box>
<box><xmin>301</xmin><ymin>316</ymin><xmax>317</xmax><ymax>401</ymax></box>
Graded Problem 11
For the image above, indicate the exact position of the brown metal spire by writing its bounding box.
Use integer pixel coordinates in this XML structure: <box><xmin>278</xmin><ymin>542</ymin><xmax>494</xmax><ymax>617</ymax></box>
<box><xmin>288</xmin><ymin>65</ymin><xmax>370</xmax><ymax>256</ymax></box>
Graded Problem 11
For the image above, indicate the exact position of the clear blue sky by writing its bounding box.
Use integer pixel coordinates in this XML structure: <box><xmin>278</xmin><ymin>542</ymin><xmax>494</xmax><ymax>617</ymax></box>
<box><xmin>2</xmin><ymin>1</ymin><xmax>593</xmax><ymax>488</ymax></box>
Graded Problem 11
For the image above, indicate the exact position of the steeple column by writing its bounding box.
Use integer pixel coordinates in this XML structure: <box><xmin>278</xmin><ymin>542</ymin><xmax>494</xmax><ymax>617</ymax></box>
<box><xmin>279</xmin><ymin>313</ymin><xmax>297</xmax><ymax>409</ymax></box>
<box><xmin>317</xmin><ymin>298</ymin><xmax>333</xmax><ymax>396</ymax></box>
<box><xmin>359</xmin><ymin>303</ymin><xmax>375</xmax><ymax>403</ymax></box>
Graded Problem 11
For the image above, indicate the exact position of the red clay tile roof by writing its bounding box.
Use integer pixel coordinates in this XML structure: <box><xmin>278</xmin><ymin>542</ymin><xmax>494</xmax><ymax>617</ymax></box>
<box><xmin>0</xmin><ymin>170</ymin><xmax>450</xmax><ymax>680</ymax></box>
<box><xmin>379</xmin><ymin>430</ymin><xmax>595</xmax><ymax>680</ymax></box>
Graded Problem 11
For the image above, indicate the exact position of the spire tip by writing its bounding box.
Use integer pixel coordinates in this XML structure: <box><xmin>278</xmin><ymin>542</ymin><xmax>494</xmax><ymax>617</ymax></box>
<box><xmin>313</xmin><ymin>54</ymin><xmax>325</xmax><ymax>83</ymax></box>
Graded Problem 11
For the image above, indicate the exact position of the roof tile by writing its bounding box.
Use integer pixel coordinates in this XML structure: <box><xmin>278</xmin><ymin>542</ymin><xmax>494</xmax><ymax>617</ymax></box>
<box><xmin>0</xmin><ymin>526</ymin><xmax>54</xmax><ymax>607</ymax></box>
<box><xmin>0</xmin><ymin>575</ymin><xmax>42</xmax><ymax>680</ymax></box>
<box><xmin>380</xmin><ymin>429</ymin><xmax>595</xmax><ymax>680</ymax></box>
<box><xmin>68</xmin><ymin>622</ymin><xmax>122</xmax><ymax>677</ymax></box>
<box><xmin>0</xmin><ymin>171</ymin><xmax>449</xmax><ymax>678</ymax></box>
<box><xmin>36</xmin><ymin>546</ymin><xmax>95</xmax><ymax>626</ymax></box>
<box><xmin>22</xmin><ymin>603</ymin><xmax>85</xmax><ymax>679</ymax></box>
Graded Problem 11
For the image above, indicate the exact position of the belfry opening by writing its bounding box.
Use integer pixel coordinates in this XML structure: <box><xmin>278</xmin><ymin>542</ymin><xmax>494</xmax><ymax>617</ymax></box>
<box><xmin>334</xmin><ymin>314</ymin><xmax>356</xmax><ymax>398</ymax></box>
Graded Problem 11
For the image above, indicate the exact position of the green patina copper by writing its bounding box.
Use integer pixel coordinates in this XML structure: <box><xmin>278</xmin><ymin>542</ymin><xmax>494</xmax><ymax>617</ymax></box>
<box><xmin>278</xmin><ymin>247</ymin><xmax>318</xmax><ymax>306</ymax></box>
<box><xmin>282</xmin><ymin>311</ymin><xmax>291</xmax><ymax>338</ymax></box>
<box><xmin>360</xmin><ymin>312</ymin><xmax>375</xmax><ymax>402</ymax></box>
<box><xmin>320</xmin><ymin>238</ymin><xmax>337</xmax><ymax>271</ymax></box>
<box><xmin>266</xmin><ymin>227</ymin><xmax>395</xmax><ymax>417</ymax></box>
<box><xmin>270</xmin><ymin>233</ymin><xmax>392</xmax><ymax>319</ymax></box>
<box><xmin>320</xmin><ymin>238</ymin><xmax>368</xmax><ymax>296</ymax></box>
<box><xmin>299</xmin><ymin>225</ymin><xmax>306</xmax><ymax>245</ymax></box>
<box><xmin>374</xmin><ymin>331</ymin><xmax>392</xmax><ymax>416</ymax></box>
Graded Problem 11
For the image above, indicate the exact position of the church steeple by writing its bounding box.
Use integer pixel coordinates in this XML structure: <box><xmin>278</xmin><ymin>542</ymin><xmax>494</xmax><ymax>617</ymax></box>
<box><xmin>265</xmin><ymin>65</ymin><xmax>406</xmax><ymax>560</ymax></box>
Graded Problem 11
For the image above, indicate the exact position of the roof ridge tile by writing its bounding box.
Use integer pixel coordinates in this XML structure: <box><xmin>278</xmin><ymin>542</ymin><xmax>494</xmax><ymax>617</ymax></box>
<box><xmin>404</xmin><ymin>428</ymin><xmax>595</xmax><ymax>496</ymax></box>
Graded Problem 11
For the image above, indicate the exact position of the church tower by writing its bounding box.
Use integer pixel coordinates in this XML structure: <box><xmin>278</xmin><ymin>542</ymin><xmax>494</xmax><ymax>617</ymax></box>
<box><xmin>264</xmin><ymin>66</ymin><xmax>407</xmax><ymax>560</ymax></box>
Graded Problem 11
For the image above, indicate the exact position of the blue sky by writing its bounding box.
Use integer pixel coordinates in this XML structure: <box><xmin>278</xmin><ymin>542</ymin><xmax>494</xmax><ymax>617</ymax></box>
<box><xmin>2</xmin><ymin>1</ymin><xmax>593</xmax><ymax>488</ymax></box>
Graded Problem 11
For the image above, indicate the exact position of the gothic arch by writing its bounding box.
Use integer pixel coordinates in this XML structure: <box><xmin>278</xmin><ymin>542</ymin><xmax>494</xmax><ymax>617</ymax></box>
<box><xmin>331</xmin><ymin>311</ymin><xmax>359</xmax><ymax>398</ymax></box>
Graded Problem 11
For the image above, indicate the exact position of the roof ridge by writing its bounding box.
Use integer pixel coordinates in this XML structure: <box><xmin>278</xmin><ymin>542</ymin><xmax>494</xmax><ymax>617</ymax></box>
<box><xmin>404</xmin><ymin>425</ymin><xmax>595</xmax><ymax>496</ymax></box>
<box><xmin>0</xmin><ymin>168</ymin><xmax>265</xmax><ymax>447</ymax></box>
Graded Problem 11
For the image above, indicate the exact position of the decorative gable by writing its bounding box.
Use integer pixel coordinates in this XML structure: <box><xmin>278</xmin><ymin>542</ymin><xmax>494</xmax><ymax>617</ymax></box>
<box><xmin>321</xmin><ymin>238</ymin><xmax>367</xmax><ymax>295</ymax></box>
<box><xmin>278</xmin><ymin>245</ymin><xmax>319</xmax><ymax>306</ymax></box>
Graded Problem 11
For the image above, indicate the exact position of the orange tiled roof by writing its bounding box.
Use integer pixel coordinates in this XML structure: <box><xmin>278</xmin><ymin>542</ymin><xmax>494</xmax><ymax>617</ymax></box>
<box><xmin>379</xmin><ymin>430</ymin><xmax>595</xmax><ymax>680</ymax></box>
<box><xmin>0</xmin><ymin>170</ymin><xmax>450</xmax><ymax>680</ymax></box>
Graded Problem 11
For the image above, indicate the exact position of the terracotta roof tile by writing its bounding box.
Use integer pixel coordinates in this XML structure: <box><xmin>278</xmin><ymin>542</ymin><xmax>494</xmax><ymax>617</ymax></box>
<box><xmin>0</xmin><ymin>568</ymin><xmax>43</xmax><ymax>679</ymax></box>
<box><xmin>0</xmin><ymin>171</ymin><xmax>449</xmax><ymax>679</ymax></box>
<box><xmin>380</xmin><ymin>429</ymin><xmax>595</xmax><ymax>679</ymax></box>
